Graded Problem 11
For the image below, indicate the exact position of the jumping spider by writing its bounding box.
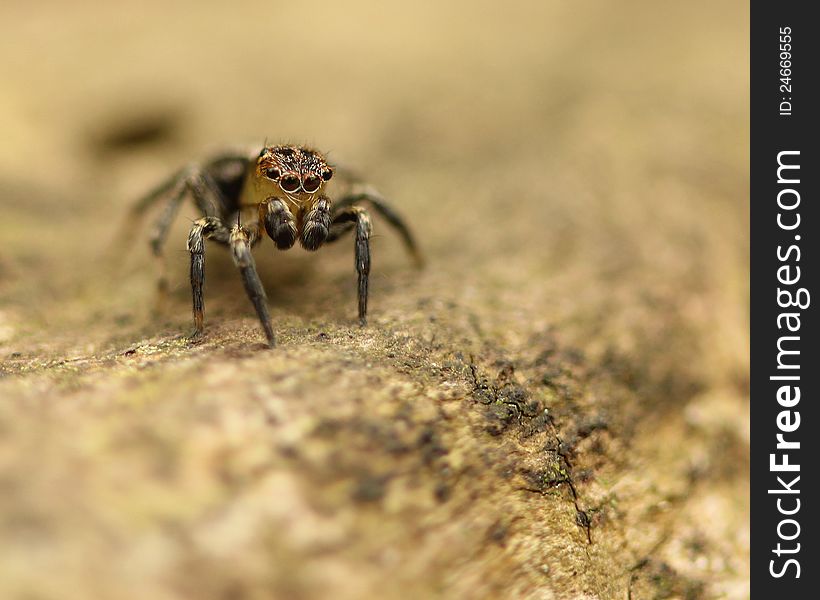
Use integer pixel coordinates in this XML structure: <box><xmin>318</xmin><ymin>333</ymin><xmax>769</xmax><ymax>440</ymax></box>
<box><xmin>132</xmin><ymin>144</ymin><xmax>422</xmax><ymax>347</ymax></box>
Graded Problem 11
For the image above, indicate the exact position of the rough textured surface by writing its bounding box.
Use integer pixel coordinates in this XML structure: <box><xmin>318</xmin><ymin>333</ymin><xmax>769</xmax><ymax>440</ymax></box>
<box><xmin>0</xmin><ymin>1</ymin><xmax>748</xmax><ymax>598</ymax></box>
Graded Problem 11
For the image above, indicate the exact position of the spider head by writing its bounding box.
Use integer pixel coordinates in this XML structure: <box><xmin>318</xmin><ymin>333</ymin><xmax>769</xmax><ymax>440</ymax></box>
<box><xmin>256</xmin><ymin>145</ymin><xmax>334</xmax><ymax>199</ymax></box>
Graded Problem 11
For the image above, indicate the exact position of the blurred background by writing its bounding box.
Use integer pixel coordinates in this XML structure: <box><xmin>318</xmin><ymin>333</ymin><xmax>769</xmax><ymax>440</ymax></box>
<box><xmin>1</xmin><ymin>1</ymin><xmax>748</xmax><ymax>599</ymax></box>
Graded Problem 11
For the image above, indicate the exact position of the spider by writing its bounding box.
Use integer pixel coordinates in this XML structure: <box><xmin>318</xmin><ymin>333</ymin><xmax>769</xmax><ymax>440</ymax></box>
<box><xmin>131</xmin><ymin>144</ymin><xmax>422</xmax><ymax>347</ymax></box>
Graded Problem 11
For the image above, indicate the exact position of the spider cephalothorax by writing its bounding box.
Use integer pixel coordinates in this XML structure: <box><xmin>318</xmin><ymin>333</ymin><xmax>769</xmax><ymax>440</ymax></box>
<box><xmin>255</xmin><ymin>145</ymin><xmax>334</xmax><ymax>197</ymax></box>
<box><xmin>131</xmin><ymin>143</ymin><xmax>421</xmax><ymax>348</ymax></box>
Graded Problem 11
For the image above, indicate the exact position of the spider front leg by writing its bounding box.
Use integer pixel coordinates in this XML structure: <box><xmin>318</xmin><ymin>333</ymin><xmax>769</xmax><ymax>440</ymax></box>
<box><xmin>327</xmin><ymin>207</ymin><xmax>372</xmax><ymax>325</ymax></box>
<box><xmin>187</xmin><ymin>217</ymin><xmax>230</xmax><ymax>339</ymax></box>
<box><xmin>187</xmin><ymin>218</ymin><xmax>275</xmax><ymax>347</ymax></box>
<box><xmin>229</xmin><ymin>225</ymin><xmax>276</xmax><ymax>347</ymax></box>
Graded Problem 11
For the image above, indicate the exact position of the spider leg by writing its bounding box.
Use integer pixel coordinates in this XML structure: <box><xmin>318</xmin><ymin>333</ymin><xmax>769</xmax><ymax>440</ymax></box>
<box><xmin>147</xmin><ymin>165</ymin><xmax>237</xmax><ymax>309</ymax></box>
<box><xmin>112</xmin><ymin>167</ymin><xmax>189</xmax><ymax>281</ymax></box>
<box><xmin>130</xmin><ymin>150</ymin><xmax>249</xmax><ymax>217</ymax></box>
<box><xmin>333</xmin><ymin>187</ymin><xmax>423</xmax><ymax>267</ymax></box>
<box><xmin>326</xmin><ymin>221</ymin><xmax>355</xmax><ymax>243</ymax></box>
<box><xmin>186</xmin><ymin>216</ymin><xmax>230</xmax><ymax>339</ymax></box>
<box><xmin>229</xmin><ymin>225</ymin><xmax>276</xmax><ymax>347</ymax></box>
<box><xmin>148</xmin><ymin>184</ymin><xmax>186</xmax><ymax>308</ymax></box>
<box><xmin>130</xmin><ymin>166</ymin><xmax>189</xmax><ymax>218</ymax></box>
<box><xmin>326</xmin><ymin>206</ymin><xmax>372</xmax><ymax>325</ymax></box>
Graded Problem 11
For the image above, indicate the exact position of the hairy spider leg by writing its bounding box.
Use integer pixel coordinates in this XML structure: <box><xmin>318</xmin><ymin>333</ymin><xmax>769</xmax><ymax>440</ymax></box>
<box><xmin>131</xmin><ymin>157</ymin><xmax>248</xmax><ymax>310</ymax></box>
<box><xmin>187</xmin><ymin>216</ymin><xmax>230</xmax><ymax>338</ymax></box>
<box><xmin>186</xmin><ymin>216</ymin><xmax>275</xmax><ymax>348</ymax></box>
<box><xmin>229</xmin><ymin>225</ymin><xmax>275</xmax><ymax>347</ymax></box>
<box><xmin>326</xmin><ymin>206</ymin><xmax>372</xmax><ymax>325</ymax></box>
<box><xmin>333</xmin><ymin>188</ymin><xmax>423</xmax><ymax>268</ymax></box>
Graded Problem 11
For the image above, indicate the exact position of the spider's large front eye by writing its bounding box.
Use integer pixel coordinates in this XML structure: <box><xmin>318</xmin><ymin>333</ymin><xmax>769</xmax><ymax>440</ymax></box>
<box><xmin>265</xmin><ymin>167</ymin><xmax>280</xmax><ymax>180</ymax></box>
<box><xmin>302</xmin><ymin>174</ymin><xmax>321</xmax><ymax>193</ymax></box>
<box><xmin>280</xmin><ymin>174</ymin><xmax>301</xmax><ymax>193</ymax></box>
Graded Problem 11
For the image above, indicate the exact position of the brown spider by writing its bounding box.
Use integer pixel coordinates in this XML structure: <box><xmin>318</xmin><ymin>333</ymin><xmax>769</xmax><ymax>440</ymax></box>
<box><xmin>131</xmin><ymin>144</ymin><xmax>422</xmax><ymax>347</ymax></box>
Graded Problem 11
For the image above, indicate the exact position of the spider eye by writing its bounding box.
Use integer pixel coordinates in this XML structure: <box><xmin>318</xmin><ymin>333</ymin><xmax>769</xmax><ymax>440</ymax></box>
<box><xmin>321</xmin><ymin>168</ymin><xmax>333</xmax><ymax>181</ymax></box>
<box><xmin>265</xmin><ymin>167</ymin><xmax>280</xmax><ymax>180</ymax></box>
<box><xmin>280</xmin><ymin>174</ymin><xmax>300</xmax><ymax>193</ymax></box>
<box><xmin>302</xmin><ymin>174</ymin><xmax>321</xmax><ymax>193</ymax></box>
